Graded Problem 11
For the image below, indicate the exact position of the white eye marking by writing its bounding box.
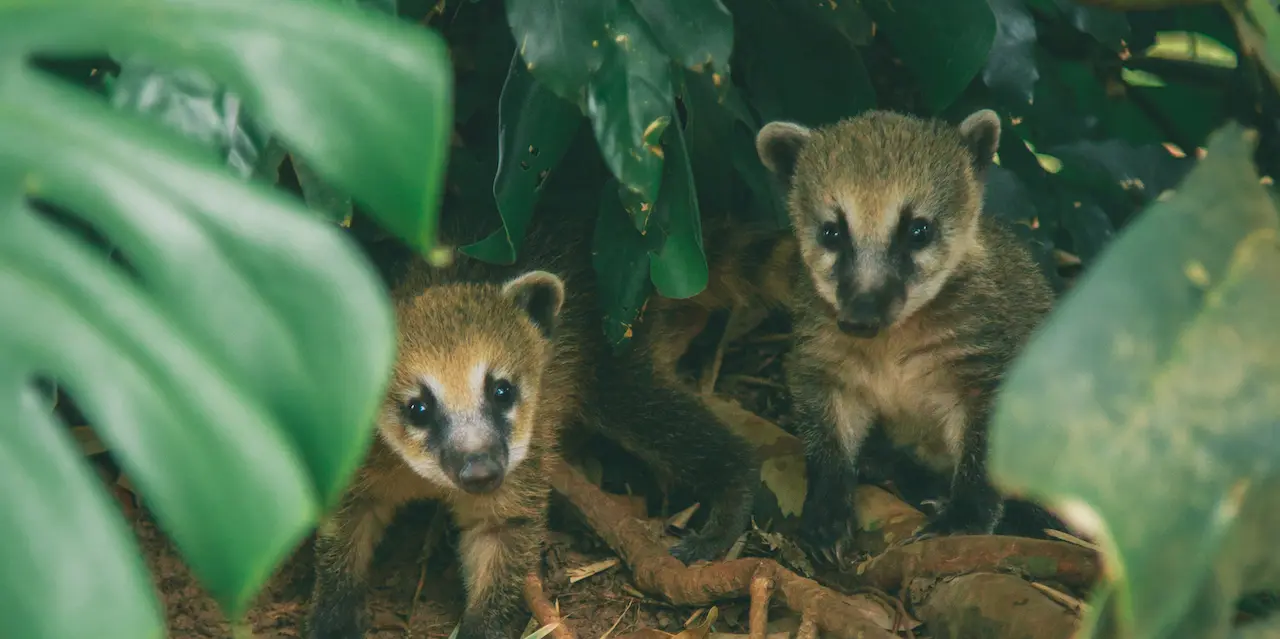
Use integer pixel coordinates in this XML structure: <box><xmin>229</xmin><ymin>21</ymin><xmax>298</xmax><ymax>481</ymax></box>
<box><xmin>468</xmin><ymin>360</ymin><xmax>487</xmax><ymax>404</ymax></box>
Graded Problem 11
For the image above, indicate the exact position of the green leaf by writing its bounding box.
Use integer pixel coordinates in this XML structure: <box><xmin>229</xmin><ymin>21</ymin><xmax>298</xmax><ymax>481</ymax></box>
<box><xmin>1</xmin><ymin>0</ymin><xmax>452</xmax><ymax>628</ymax></box>
<box><xmin>0</xmin><ymin>380</ymin><xmax>164</xmax><ymax>639</ymax></box>
<box><xmin>648</xmin><ymin>109</ymin><xmax>708</xmax><ymax>298</ymax></box>
<box><xmin>781</xmin><ymin>0</ymin><xmax>873</xmax><ymax>47</ymax></box>
<box><xmin>593</xmin><ymin>179</ymin><xmax>658</xmax><ymax>346</ymax></box>
<box><xmin>586</xmin><ymin>0</ymin><xmax>674</xmax><ymax>217</ymax></box>
<box><xmin>462</xmin><ymin>50</ymin><xmax>583</xmax><ymax>264</ymax></box>
<box><xmin>109</xmin><ymin>60</ymin><xmax>270</xmax><ymax>179</ymax></box>
<box><xmin>860</xmin><ymin>0</ymin><xmax>996</xmax><ymax>113</ymax></box>
<box><xmin>293</xmin><ymin>155</ymin><xmax>355</xmax><ymax>226</ymax></box>
<box><xmin>19</xmin><ymin>0</ymin><xmax>453</xmax><ymax>253</ymax></box>
<box><xmin>629</xmin><ymin>0</ymin><xmax>734</xmax><ymax>72</ymax></box>
<box><xmin>727</xmin><ymin>0</ymin><xmax>876</xmax><ymax>126</ymax></box>
<box><xmin>505</xmin><ymin>0</ymin><xmax>607</xmax><ymax>104</ymax></box>
<box><xmin>988</xmin><ymin>123</ymin><xmax>1280</xmax><ymax>639</ymax></box>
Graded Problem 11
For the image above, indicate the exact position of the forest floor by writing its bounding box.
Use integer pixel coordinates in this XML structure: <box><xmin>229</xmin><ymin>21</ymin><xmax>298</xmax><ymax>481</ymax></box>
<box><xmin>104</xmin><ymin>312</ymin><xmax>807</xmax><ymax>639</ymax></box>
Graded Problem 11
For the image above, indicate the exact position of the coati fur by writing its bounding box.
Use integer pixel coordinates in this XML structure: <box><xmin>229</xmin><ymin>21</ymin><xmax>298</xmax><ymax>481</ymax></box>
<box><xmin>637</xmin><ymin>215</ymin><xmax>798</xmax><ymax>383</ymax></box>
<box><xmin>308</xmin><ymin>204</ymin><xmax>761</xmax><ymax>639</ymax></box>
<box><xmin>753</xmin><ymin>109</ymin><xmax>1057</xmax><ymax>551</ymax></box>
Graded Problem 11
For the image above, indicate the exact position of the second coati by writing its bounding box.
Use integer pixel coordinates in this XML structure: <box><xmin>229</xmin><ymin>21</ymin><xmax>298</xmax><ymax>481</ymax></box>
<box><xmin>753</xmin><ymin>109</ymin><xmax>1057</xmax><ymax>553</ymax></box>
<box><xmin>308</xmin><ymin>201</ymin><xmax>761</xmax><ymax>639</ymax></box>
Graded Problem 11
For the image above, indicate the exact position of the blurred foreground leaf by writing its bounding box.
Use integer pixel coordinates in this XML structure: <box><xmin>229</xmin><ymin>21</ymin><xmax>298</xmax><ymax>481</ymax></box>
<box><xmin>0</xmin><ymin>0</ymin><xmax>452</xmax><ymax>634</ymax></box>
<box><xmin>989</xmin><ymin>123</ymin><xmax>1280</xmax><ymax>639</ymax></box>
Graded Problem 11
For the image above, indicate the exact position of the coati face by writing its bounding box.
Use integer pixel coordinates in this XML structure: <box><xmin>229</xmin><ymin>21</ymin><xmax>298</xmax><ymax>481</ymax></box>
<box><xmin>755</xmin><ymin>109</ymin><xmax>1001</xmax><ymax>337</ymax></box>
<box><xmin>379</xmin><ymin>270</ymin><xmax>565</xmax><ymax>495</ymax></box>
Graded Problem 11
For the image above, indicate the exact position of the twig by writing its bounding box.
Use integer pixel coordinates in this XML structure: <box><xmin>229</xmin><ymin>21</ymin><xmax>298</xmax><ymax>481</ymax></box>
<box><xmin>524</xmin><ymin>572</ymin><xmax>576</xmax><ymax>639</ymax></box>
<box><xmin>548</xmin><ymin>461</ymin><xmax>898</xmax><ymax>639</ymax></box>
<box><xmin>748</xmin><ymin>575</ymin><xmax>773</xmax><ymax>639</ymax></box>
<box><xmin>407</xmin><ymin>506</ymin><xmax>450</xmax><ymax>633</ymax></box>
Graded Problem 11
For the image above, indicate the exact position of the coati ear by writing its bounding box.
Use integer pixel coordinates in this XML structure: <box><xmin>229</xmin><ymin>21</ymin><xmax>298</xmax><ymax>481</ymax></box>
<box><xmin>756</xmin><ymin>121</ymin><xmax>812</xmax><ymax>185</ymax></box>
<box><xmin>502</xmin><ymin>270</ymin><xmax>565</xmax><ymax>339</ymax></box>
<box><xmin>958</xmin><ymin>109</ymin><xmax>1001</xmax><ymax>175</ymax></box>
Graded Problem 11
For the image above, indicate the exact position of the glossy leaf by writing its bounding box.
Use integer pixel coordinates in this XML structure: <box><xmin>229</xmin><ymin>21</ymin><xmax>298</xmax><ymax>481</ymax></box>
<box><xmin>727</xmin><ymin>0</ymin><xmax>876</xmax><ymax>126</ymax></box>
<box><xmin>505</xmin><ymin>0</ymin><xmax>607</xmax><ymax>104</ymax></box>
<box><xmin>0</xmin><ymin>379</ymin><xmax>163</xmax><ymax>639</ymax></box>
<box><xmin>861</xmin><ymin>0</ymin><xmax>996</xmax><ymax>113</ymax></box>
<box><xmin>648</xmin><ymin>109</ymin><xmax>708</xmax><ymax>298</ymax></box>
<box><xmin>630</xmin><ymin>0</ymin><xmax>734</xmax><ymax>73</ymax></box>
<box><xmin>1</xmin><ymin>0</ymin><xmax>453</xmax><ymax>628</ymax></box>
<box><xmin>782</xmin><ymin>0</ymin><xmax>873</xmax><ymax>47</ymax></box>
<box><xmin>593</xmin><ymin>179</ymin><xmax>659</xmax><ymax>346</ymax></box>
<box><xmin>586</xmin><ymin>0</ymin><xmax>673</xmax><ymax>216</ymax></box>
<box><xmin>989</xmin><ymin>123</ymin><xmax>1280</xmax><ymax>639</ymax></box>
<box><xmin>463</xmin><ymin>50</ymin><xmax>582</xmax><ymax>264</ymax></box>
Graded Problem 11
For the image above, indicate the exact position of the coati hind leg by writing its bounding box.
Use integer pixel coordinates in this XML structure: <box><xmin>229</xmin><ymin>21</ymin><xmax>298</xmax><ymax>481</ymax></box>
<box><xmin>308</xmin><ymin>495</ymin><xmax>400</xmax><ymax>639</ymax></box>
<box><xmin>587</xmin><ymin>355</ymin><xmax>760</xmax><ymax>564</ymax></box>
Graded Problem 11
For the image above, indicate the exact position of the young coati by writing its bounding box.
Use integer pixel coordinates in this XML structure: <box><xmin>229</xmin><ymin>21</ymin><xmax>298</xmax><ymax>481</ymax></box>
<box><xmin>308</xmin><ymin>204</ymin><xmax>761</xmax><ymax>639</ymax></box>
<box><xmin>754</xmin><ymin>109</ymin><xmax>1057</xmax><ymax>554</ymax></box>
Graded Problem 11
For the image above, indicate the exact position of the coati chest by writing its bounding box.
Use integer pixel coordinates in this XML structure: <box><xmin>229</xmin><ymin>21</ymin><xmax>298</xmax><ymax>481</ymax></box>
<box><xmin>805</xmin><ymin>318</ymin><xmax>973</xmax><ymax>475</ymax></box>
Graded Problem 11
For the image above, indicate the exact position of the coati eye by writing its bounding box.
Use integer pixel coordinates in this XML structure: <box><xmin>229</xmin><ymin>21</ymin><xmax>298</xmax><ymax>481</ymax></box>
<box><xmin>818</xmin><ymin>221</ymin><xmax>844</xmax><ymax>250</ymax></box>
<box><xmin>489</xmin><ymin>378</ymin><xmax>518</xmax><ymax>410</ymax></box>
<box><xmin>404</xmin><ymin>392</ymin><xmax>436</xmax><ymax>428</ymax></box>
<box><xmin>906</xmin><ymin>218</ymin><xmax>934</xmax><ymax>249</ymax></box>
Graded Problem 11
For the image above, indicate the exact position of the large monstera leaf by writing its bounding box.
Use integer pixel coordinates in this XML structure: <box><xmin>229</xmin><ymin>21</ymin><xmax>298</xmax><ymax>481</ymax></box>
<box><xmin>988</xmin><ymin>124</ymin><xmax>1280</xmax><ymax>639</ymax></box>
<box><xmin>0</xmin><ymin>1</ymin><xmax>452</xmax><ymax>636</ymax></box>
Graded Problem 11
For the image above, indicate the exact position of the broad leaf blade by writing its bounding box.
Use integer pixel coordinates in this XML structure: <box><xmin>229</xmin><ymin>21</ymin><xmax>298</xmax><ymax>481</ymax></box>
<box><xmin>0</xmin><ymin>379</ymin><xmax>164</xmax><ymax>639</ymax></box>
<box><xmin>861</xmin><ymin>0</ymin><xmax>996</xmax><ymax>113</ymax></box>
<box><xmin>3</xmin><ymin>70</ymin><xmax>385</xmax><ymax>612</ymax></box>
<box><xmin>463</xmin><ymin>50</ymin><xmax>582</xmax><ymax>264</ymax></box>
<box><xmin>629</xmin><ymin>0</ymin><xmax>734</xmax><ymax>73</ymax></box>
<box><xmin>988</xmin><ymin>123</ymin><xmax>1280</xmax><ymax>639</ymax></box>
<box><xmin>3</xmin><ymin>0</ymin><xmax>453</xmax><ymax>253</ymax></box>
<box><xmin>586</xmin><ymin>0</ymin><xmax>673</xmax><ymax>214</ymax></box>
<box><xmin>648</xmin><ymin>111</ymin><xmax>708</xmax><ymax>298</ymax></box>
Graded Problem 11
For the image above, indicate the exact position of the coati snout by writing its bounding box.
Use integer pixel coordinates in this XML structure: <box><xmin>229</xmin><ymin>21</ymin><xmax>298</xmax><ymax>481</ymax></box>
<box><xmin>436</xmin><ymin>415</ymin><xmax>512</xmax><ymax>494</ymax></box>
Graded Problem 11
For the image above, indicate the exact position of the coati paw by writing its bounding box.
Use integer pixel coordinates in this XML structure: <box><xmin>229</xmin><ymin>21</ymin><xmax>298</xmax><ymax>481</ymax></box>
<box><xmin>668</xmin><ymin>531</ymin><xmax>731</xmax><ymax>565</ymax></box>
<box><xmin>798</xmin><ymin>510</ymin><xmax>856</xmax><ymax>566</ymax></box>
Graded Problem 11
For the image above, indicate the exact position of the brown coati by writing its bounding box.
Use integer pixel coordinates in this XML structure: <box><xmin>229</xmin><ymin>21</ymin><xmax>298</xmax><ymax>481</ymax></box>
<box><xmin>753</xmin><ymin>109</ymin><xmax>1057</xmax><ymax>553</ymax></box>
<box><xmin>308</xmin><ymin>203</ymin><xmax>761</xmax><ymax>639</ymax></box>
<box><xmin>637</xmin><ymin>216</ymin><xmax>798</xmax><ymax>384</ymax></box>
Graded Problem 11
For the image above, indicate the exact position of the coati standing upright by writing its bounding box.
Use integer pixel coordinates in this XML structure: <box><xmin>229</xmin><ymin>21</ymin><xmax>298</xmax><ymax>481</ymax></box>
<box><xmin>308</xmin><ymin>203</ymin><xmax>761</xmax><ymax>639</ymax></box>
<box><xmin>753</xmin><ymin>109</ymin><xmax>1057</xmax><ymax>552</ymax></box>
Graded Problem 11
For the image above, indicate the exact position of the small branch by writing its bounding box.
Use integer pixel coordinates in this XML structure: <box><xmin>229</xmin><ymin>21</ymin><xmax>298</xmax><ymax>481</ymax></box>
<box><xmin>524</xmin><ymin>572</ymin><xmax>576</xmax><ymax>639</ymax></box>
<box><xmin>549</xmin><ymin>461</ymin><xmax>898</xmax><ymax>639</ymax></box>
<box><xmin>748</xmin><ymin>575</ymin><xmax>773</xmax><ymax>639</ymax></box>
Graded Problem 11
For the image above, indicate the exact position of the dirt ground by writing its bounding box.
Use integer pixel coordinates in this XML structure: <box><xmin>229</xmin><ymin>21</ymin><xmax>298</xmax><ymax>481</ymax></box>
<box><xmin>101</xmin><ymin>313</ymin><xmax>799</xmax><ymax>639</ymax></box>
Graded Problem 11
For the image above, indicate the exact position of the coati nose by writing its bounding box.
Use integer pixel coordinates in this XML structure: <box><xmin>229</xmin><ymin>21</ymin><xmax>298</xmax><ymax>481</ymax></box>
<box><xmin>838</xmin><ymin>295</ymin><xmax>887</xmax><ymax>337</ymax></box>
<box><xmin>457</xmin><ymin>453</ymin><xmax>505</xmax><ymax>494</ymax></box>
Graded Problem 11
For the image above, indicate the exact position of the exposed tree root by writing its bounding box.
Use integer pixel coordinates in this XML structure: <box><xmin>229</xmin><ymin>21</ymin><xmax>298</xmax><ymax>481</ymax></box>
<box><xmin>525</xmin><ymin>571</ymin><xmax>576</xmax><ymax>639</ymax></box>
<box><xmin>850</xmin><ymin>534</ymin><xmax>1102</xmax><ymax>592</ymax></box>
<box><xmin>913</xmin><ymin>573</ymin><xmax>1081</xmax><ymax>639</ymax></box>
<box><xmin>748</xmin><ymin>574</ymin><xmax>772</xmax><ymax>639</ymax></box>
<box><xmin>549</xmin><ymin>461</ymin><xmax>900</xmax><ymax>639</ymax></box>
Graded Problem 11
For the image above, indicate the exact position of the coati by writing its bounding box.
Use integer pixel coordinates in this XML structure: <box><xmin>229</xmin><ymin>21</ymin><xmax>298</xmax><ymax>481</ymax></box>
<box><xmin>637</xmin><ymin>216</ymin><xmax>797</xmax><ymax>383</ymax></box>
<box><xmin>753</xmin><ymin>109</ymin><xmax>1057</xmax><ymax>553</ymax></box>
<box><xmin>308</xmin><ymin>204</ymin><xmax>761</xmax><ymax>639</ymax></box>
